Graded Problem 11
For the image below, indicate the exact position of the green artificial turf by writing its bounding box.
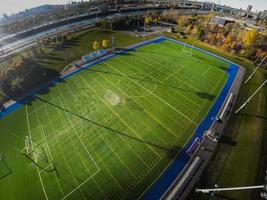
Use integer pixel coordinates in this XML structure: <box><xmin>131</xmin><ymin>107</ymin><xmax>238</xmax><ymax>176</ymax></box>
<box><xmin>176</xmin><ymin>35</ymin><xmax>267</xmax><ymax>200</ymax></box>
<box><xmin>0</xmin><ymin>39</ymin><xmax>229</xmax><ymax>200</ymax></box>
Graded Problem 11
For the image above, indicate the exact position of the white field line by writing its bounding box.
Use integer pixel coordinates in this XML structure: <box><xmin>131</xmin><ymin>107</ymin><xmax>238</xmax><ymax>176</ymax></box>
<box><xmin>28</xmin><ymin>96</ymin><xmax>60</xmax><ymax>115</ymax></box>
<box><xmin>173</xmin><ymin>76</ymin><xmax>201</xmax><ymax>93</ymax></box>
<box><xmin>104</xmin><ymin>62</ymin><xmax>198</xmax><ymax>126</ymax></box>
<box><xmin>114</xmin><ymin>49</ymin><xmax>174</xmax><ymax>82</ymax></box>
<box><xmin>39</xmin><ymin>96</ymin><xmax>99</xmax><ymax>200</ymax></box>
<box><xmin>159</xmin><ymin>73</ymin><xmax>228</xmax><ymax>200</ymax></box>
<box><xmin>70</xmin><ymin>77</ymin><xmax>153</xmax><ymax>169</ymax></box>
<box><xmin>156</xmin><ymin>43</ymin><xmax>223</xmax><ymax>79</ymax></box>
<box><xmin>131</xmin><ymin>44</ymin><xmax>229</xmax><ymax>199</ymax></box>
<box><xmin>39</xmin><ymin>163</ymin><xmax>54</xmax><ymax>174</ymax></box>
<box><xmin>201</xmin><ymin>65</ymin><xmax>211</xmax><ymax>76</ymax></box>
<box><xmin>43</xmin><ymin>100</ymin><xmax>87</xmax><ymax>200</ymax></box>
<box><xmin>26</xmin><ymin>105</ymin><xmax>49</xmax><ymax>200</ymax></box>
<box><xmin>56</xmin><ymin>98</ymin><xmax>100</xmax><ymax>200</ymax></box>
<box><xmin>132</xmin><ymin>119</ymin><xmax>196</xmax><ymax>200</ymax></box>
<box><xmin>78</xmin><ymin>75</ymin><xmax>162</xmax><ymax>158</ymax></box>
<box><xmin>115</xmin><ymin>56</ymin><xmax>200</xmax><ymax>110</ymax></box>
<box><xmin>92</xmin><ymin>69</ymin><xmax>179</xmax><ymax>141</ymax></box>
<box><xmin>79</xmin><ymin>75</ymin><xmax>174</xmax><ymax>195</ymax></box>
<box><xmin>38</xmin><ymin>119</ymin><xmax>65</xmax><ymax>196</ymax></box>
<box><xmin>161</xmin><ymin>65</ymin><xmax>185</xmax><ymax>82</ymax></box>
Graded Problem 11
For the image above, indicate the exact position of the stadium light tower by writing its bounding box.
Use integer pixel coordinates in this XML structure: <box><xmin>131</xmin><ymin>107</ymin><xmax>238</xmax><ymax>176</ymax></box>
<box><xmin>196</xmin><ymin>171</ymin><xmax>267</xmax><ymax>199</ymax></box>
<box><xmin>244</xmin><ymin>55</ymin><xmax>267</xmax><ymax>84</ymax></box>
<box><xmin>107</xmin><ymin>16</ymin><xmax>114</xmax><ymax>46</ymax></box>
<box><xmin>235</xmin><ymin>79</ymin><xmax>267</xmax><ymax>114</ymax></box>
<box><xmin>144</xmin><ymin>17</ymin><xmax>146</xmax><ymax>40</ymax></box>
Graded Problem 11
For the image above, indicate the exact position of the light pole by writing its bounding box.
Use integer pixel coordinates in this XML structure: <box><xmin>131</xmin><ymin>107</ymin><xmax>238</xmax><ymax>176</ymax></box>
<box><xmin>107</xmin><ymin>16</ymin><xmax>114</xmax><ymax>46</ymax></box>
<box><xmin>235</xmin><ymin>79</ymin><xmax>267</xmax><ymax>114</ymax></box>
<box><xmin>196</xmin><ymin>185</ymin><xmax>265</xmax><ymax>193</ymax></box>
<box><xmin>245</xmin><ymin>55</ymin><xmax>267</xmax><ymax>84</ymax></box>
<box><xmin>144</xmin><ymin>18</ymin><xmax>146</xmax><ymax>40</ymax></box>
<box><xmin>196</xmin><ymin>171</ymin><xmax>267</xmax><ymax>199</ymax></box>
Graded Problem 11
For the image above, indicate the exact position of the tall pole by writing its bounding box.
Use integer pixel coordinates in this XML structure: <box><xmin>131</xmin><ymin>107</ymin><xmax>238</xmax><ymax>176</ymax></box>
<box><xmin>144</xmin><ymin>18</ymin><xmax>146</xmax><ymax>40</ymax></box>
<box><xmin>196</xmin><ymin>185</ymin><xmax>265</xmax><ymax>193</ymax></box>
<box><xmin>245</xmin><ymin>55</ymin><xmax>267</xmax><ymax>84</ymax></box>
<box><xmin>109</xmin><ymin>16</ymin><xmax>114</xmax><ymax>46</ymax></box>
<box><xmin>235</xmin><ymin>79</ymin><xmax>267</xmax><ymax>114</ymax></box>
<box><xmin>197</xmin><ymin>171</ymin><xmax>267</xmax><ymax>199</ymax></box>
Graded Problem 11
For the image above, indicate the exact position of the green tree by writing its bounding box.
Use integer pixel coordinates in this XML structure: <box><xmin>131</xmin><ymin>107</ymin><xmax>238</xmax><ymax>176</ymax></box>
<box><xmin>243</xmin><ymin>29</ymin><xmax>260</xmax><ymax>47</ymax></box>
<box><xmin>93</xmin><ymin>41</ymin><xmax>100</xmax><ymax>51</ymax></box>
<box><xmin>102</xmin><ymin>39</ymin><xmax>110</xmax><ymax>49</ymax></box>
<box><xmin>222</xmin><ymin>34</ymin><xmax>234</xmax><ymax>50</ymax></box>
<box><xmin>198</xmin><ymin>29</ymin><xmax>205</xmax><ymax>40</ymax></box>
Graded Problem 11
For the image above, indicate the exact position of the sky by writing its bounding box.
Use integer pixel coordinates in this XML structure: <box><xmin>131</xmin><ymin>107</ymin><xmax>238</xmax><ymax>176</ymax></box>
<box><xmin>0</xmin><ymin>0</ymin><xmax>267</xmax><ymax>16</ymax></box>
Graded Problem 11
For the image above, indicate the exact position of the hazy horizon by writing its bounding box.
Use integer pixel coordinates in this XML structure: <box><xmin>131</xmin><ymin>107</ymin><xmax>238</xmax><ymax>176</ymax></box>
<box><xmin>0</xmin><ymin>0</ymin><xmax>267</xmax><ymax>16</ymax></box>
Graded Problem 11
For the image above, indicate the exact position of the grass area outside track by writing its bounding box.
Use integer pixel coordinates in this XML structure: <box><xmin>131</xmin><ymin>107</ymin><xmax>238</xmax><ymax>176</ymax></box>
<box><xmin>0</xmin><ymin>28</ymin><xmax>142</xmax><ymax>72</ymax></box>
<box><xmin>174</xmin><ymin>35</ymin><xmax>267</xmax><ymax>200</ymax></box>
<box><xmin>0</xmin><ymin>39</ymin><xmax>229</xmax><ymax>200</ymax></box>
<box><xmin>0</xmin><ymin>28</ymin><xmax>157</xmax><ymax>105</ymax></box>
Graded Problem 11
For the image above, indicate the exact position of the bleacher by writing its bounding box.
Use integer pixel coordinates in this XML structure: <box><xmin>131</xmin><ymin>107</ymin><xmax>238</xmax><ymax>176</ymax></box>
<box><xmin>81</xmin><ymin>49</ymin><xmax>108</xmax><ymax>63</ymax></box>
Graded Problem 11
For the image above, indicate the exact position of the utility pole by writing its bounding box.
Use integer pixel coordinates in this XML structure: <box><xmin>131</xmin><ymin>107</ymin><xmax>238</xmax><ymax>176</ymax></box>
<box><xmin>196</xmin><ymin>185</ymin><xmax>265</xmax><ymax>193</ymax></box>
<box><xmin>196</xmin><ymin>171</ymin><xmax>267</xmax><ymax>199</ymax></box>
<box><xmin>108</xmin><ymin>16</ymin><xmax>114</xmax><ymax>46</ymax></box>
<box><xmin>245</xmin><ymin>55</ymin><xmax>267</xmax><ymax>84</ymax></box>
<box><xmin>235</xmin><ymin>79</ymin><xmax>267</xmax><ymax>114</ymax></box>
<box><xmin>144</xmin><ymin>18</ymin><xmax>146</xmax><ymax>40</ymax></box>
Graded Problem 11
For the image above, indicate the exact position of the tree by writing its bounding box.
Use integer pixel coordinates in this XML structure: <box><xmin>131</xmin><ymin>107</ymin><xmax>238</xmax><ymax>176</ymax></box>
<box><xmin>185</xmin><ymin>25</ymin><xmax>193</xmax><ymax>34</ymax></box>
<box><xmin>222</xmin><ymin>34</ymin><xmax>234</xmax><ymax>50</ymax></box>
<box><xmin>198</xmin><ymin>29</ymin><xmax>205</xmax><ymax>40</ymax></box>
<box><xmin>243</xmin><ymin>47</ymin><xmax>257</xmax><ymax>59</ymax></box>
<box><xmin>243</xmin><ymin>29</ymin><xmax>260</xmax><ymax>47</ymax></box>
<box><xmin>191</xmin><ymin>26</ymin><xmax>199</xmax><ymax>35</ymax></box>
<box><xmin>93</xmin><ymin>41</ymin><xmax>100</xmax><ymax>52</ymax></box>
<box><xmin>145</xmin><ymin>16</ymin><xmax>152</xmax><ymax>25</ymax></box>
<box><xmin>102</xmin><ymin>39</ymin><xmax>110</xmax><ymax>49</ymax></box>
<box><xmin>177</xmin><ymin>17</ymin><xmax>183</xmax><ymax>29</ymax></box>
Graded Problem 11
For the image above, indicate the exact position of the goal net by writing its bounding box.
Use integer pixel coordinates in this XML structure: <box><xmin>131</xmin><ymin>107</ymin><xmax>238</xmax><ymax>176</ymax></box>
<box><xmin>0</xmin><ymin>154</ymin><xmax>12</xmax><ymax>180</ymax></box>
<box><xmin>23</xmin><ymin>136</ymin><xmax>54</xmax><ymax>172</ymax></box>
<box><xmin>104</xmin><ymin>89</ymin><xmax>120</xmax><ymax>106</ymax></box>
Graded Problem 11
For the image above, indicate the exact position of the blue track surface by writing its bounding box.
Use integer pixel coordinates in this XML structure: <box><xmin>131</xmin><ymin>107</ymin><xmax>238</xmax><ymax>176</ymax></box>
<box><xmin>0</xmin><ymin>37</ymin><xmax>240</xmax><ymax>200</ymax></box>
<box><xmin>142</xmin><ymin>64</ymin><xmax>239</xmax><ymax>200</ymax></box>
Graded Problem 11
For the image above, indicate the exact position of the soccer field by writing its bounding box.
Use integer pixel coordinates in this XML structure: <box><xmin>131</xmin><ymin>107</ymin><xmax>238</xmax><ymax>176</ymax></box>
<box><xmin>0</xmin><ymin>39</ymin><xmax>229</xmax><ymax>200</ymax></box>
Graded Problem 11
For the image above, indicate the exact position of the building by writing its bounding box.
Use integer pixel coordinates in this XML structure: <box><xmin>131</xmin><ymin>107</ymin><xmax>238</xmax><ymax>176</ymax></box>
<box><xmin>246</xmin><ymin>5</ymin><xmax>252</xmax><ymax>13</ymax></box>
<box><xmin>211</xmin><ymin>16</ymin><xmax>235</xmax><ymax>27</ymax></box>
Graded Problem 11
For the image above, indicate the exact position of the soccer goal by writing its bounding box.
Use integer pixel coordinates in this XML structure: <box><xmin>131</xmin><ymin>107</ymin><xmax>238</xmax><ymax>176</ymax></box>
<box><xmin>0</xmin><ymin>154</ymin><xmax>12</xmax><ymax>180</ymax></box>
<box><xmin>104</xmin><ymin>89</ymin><xmax>120</xmax><ymax>106</ymax></box>
<box><xmin>182</xmin><ymin>43</ymin><xmax>194</xmax><ymax>57</ymax></box>
<box><xmin>22</xmin><ymin>136</ymin><xmax>54</xmax><ymax>172</ymax></box>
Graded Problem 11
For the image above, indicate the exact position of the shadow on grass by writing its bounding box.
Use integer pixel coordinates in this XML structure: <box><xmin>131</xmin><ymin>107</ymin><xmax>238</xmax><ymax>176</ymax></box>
<box><xmin>85</xmin><ymin>68</ymin><xmax>216</xmax><ymax>101</ymax></box>
<box><xmin>0</xmin><ymin>57</ymin><xmax>64</xmax><ymax>107</ymax></box>
<box><xmin>219</xmin><ymin>135</ymin><xmax>237</xmax><ymax>146</ymax></box>
<box><xmin>213</xmin><ymin>194</ymin><xmax>236</xmax><ymax>200</ymax></box>
<box><xmin>238</xmin><ymin>112</ymin><xmax>267</xmax><ymax>121</ymax></box>
<box><xmin>34</xmin><ymin>96</ymin><xmax>177</xmax><ymax>153</ymax></box>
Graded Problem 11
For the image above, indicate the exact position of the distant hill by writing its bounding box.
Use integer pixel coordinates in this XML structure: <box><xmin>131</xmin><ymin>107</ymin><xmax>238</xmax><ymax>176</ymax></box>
<box><xmin>23</xmin><ymin>4</ymin><xmax>64</xmax><ymax>16</ymax></box>
<box><xmin>0</xmin><ymin>4</ymin><xmax>65</xmax><ymax>24</ymax></box>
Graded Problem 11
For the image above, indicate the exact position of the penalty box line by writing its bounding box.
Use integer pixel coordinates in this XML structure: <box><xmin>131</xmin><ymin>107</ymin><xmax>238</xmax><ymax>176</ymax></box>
<box><xmin>27</xmin><ymin>98</ymin><xmax>101</xmax><ymax>200</ymax></box>
<box><xmin>25</xmin><ymin>105</ymin><xmax>49</xmax><ymax>200</ymax></box>
<box><xmin>56</xmin><ymin>97</ymin><xmax>100</xmax><ymax>200</ymax></box>
<box><xmin>105</xmin><ymin>61</ymin><xmax>198</xmax><ymax>126</ymax></box>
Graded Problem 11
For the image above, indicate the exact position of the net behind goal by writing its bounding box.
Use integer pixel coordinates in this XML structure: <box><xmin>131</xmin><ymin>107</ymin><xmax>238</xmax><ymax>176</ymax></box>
<box><xmin>0</xmin><ymin>154</ymin><xmax>12</xmax><ymax>179</ymax></box>
<box><xmin>23</xmin><ymin>136</ymin><xmax>54</xmax><ymax>172</ymax></box>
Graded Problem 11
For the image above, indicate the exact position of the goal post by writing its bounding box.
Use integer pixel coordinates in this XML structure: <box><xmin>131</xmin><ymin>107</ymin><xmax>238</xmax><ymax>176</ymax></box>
<box><xmin>22</xmin><ymin>136</ymin><xmax>54</xmax><ymax>172</ymax></box>
<box><xmin>0</xmin><ymin>154</ymin><xmax>12</xmax><ymax>179</ymax></box>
